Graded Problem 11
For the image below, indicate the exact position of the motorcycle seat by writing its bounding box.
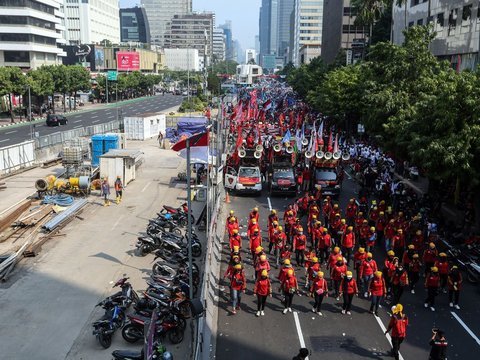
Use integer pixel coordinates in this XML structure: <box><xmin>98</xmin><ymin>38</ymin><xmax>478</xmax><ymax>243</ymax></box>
<box><xmin>112</xmin><ymin>350</ymin><xmax>143</xmax><ymax>359</ymax></box>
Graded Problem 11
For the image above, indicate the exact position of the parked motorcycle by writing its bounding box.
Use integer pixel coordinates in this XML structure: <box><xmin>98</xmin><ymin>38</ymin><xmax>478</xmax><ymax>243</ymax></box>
<box><xmin>92</xmin><ymin>297</ymin><xmax>125</xmax><ymax>348</ymax></box>
<box><xmin>112</xmin><ymin>342</ymin><xmax>173</xmax><ymax>360</ymax></box>
<box><xmin>111</xmin><ymin>277</ymin><xmax>140</xmax><ymax>309</ymax></box>
<box><xmin>121</xmin><ymin>311</ymin><xmax>185</xmax><ymax>344</ymax></box>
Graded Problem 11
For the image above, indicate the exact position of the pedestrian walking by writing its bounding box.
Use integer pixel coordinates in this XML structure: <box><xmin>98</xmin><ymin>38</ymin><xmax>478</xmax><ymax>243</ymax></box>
<box><xmin>408</xmin><ymin>253</ymin><xmax>422</xmax><ymax>294</ymax></box>
<box><xmin>447</xmin><ymin>265</ymin><xmax>462</xmax><ymax>309</ymax></box>
<box><xmin>255</xmin><ymin>254</ymin><xmax>271</xmax><ymax>280</ymax></box>
<box><xmin>253</xmin><ymin>269</ymin><xmax>272</xmax><ymax>316</ymax></box>
<box><xmin>331</xmin><ymin>256</ymin><xmax>347</xmax><ymax>300</ymax></box>
<box><xmin>293</xmin><ymin>227</ymin><xmax>307</xmax><ymax>267</ymax></box>
<box><xmin>423</xmin><ymin>243</ymin><xmax>438</xmax><ymax>277</ymax></box>
<box><xmin>385</xmin><ymin>304</ymin><xmax>408</xmax><ymax>360</ymax></box>
<box><xmin>368</xmin><ymin>271</ymin><xmax>386</xmax><ymax>316</ymax></box>
<box><xmin>157</xmin><ymin>130</ymin><xmax>164</xmax><ymax>148</ymax></box>
<box><xmin>390</xmin><ymin>264</ymin><xmax>409</xmax><ymax>304</ymax></box>
<box><xmin>359</xmin><ymin>252</ymin><xmax>377</xmax><ymax>298</ymax></box>
<box><xmin>434</xmin><ymin>253</ymin><xmax>449</xmax><ymax>293</ymax></box>
<box><xmin>424</xmin><ymin>266</ymin><xmax>440</xmax><ymax>311</ymax></box>
<box><xmin>429</xmin><ymin>329</ymin><xmax>448</xmax><ymax>360</ymax></box>
<box><xmin>341</xmin><ymin>226</ymin><xmax>355</xmax><ymax>266</ymax></box>
<box><xmin>339</xmin><ymin>271</ymin><xmax>358</xmax><ymax>315</ymax></box>
<box><xmin>101</xmin><ymin>177</ymin><xmax>111</xmax><ymax>206</ymax></box>
<box><xmin>309</xmin><ymin>271</ymin><xmax>328</xmax><ymax>315</ymax></box>
<box><xmin>229</xmin><ymin>264</ymin><xmax>246</xmax><ymax>314</ymax></box>
<box><xmin>280</xmin><ymin>269</ymin><xmax>298</xmax><ymax>314</ymax></box>
<box><xmin>114</xmin><ymin>176</ymin><xmax>123</xmax><ymax>204</ymax></box>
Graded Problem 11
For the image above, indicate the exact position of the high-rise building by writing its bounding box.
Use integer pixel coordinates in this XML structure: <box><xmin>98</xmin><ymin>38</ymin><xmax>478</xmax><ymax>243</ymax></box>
<box><xmin>259</xmin><ymin>0</ymin><xmax>279</xmax><ymax>61</ymax></box>
<box><xmin>292</xmin><ymin>0</ymin><xmax>324</xmax><ymax>66</ymax></box>
<box><xmin>218</xmin><ymin>21</ymin><xmax>234</xmax><ymax>61</ymax></box>
<box><xmin>0</xmin><ymin>0</ymin><xmax>66</xmax><ymax>69</ymax></box>
<box><xmin>64</xmin><ymin>0</ymin><xmax>120</xmax><ymax>45</ymax></box>
<box><xmin>120</xmin><ymin>7</ymin><xmax>151</xmax><ymax>44</ymax></box>
<box><xmin>141</xmin><ymin>0</ymin><xmax>192</xmax><ymax>47</ymax></box>
<box><xmin>164</xmin><ymin>48</ymin><xmax>200</xmax><ymax>71</ymax></box>
<box><xmin>164</xmin><ymin>13</ymin><xmax>214</xmax><ymax>62</ymax></box>
<box><xmin>392</xmin><ymin>0</ymin><xmax>479</xmax><ymax>71</ymax></box>
<box><xmin>277</xmin><ymin>0</ymin><xmax>295</xmax><ymax>62</ymax></box>
<box><xmin>321</xmin><ymin>0</ymin><xmax>367</xmax><ymax>64</ymax></box>
<box><xmin>245</xmin><ymin>49</ymin><xmax>257</xmax><ymax>63</ymax></box>
<box><xmin>212</xmin><ymin>28</ymin><xmax>226</xmax><ymax>62</ymax></box>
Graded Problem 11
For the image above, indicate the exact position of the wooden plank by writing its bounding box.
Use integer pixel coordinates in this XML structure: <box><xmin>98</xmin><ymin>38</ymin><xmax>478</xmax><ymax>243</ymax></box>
<box><xmin>0</xmin><ymin>199</ymin><xmax>33</xmax><ymax>234</ymax></box>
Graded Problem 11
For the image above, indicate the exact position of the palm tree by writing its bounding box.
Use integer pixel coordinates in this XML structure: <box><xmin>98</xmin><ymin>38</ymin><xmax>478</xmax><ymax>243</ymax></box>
<box><xmin>351</xmin><ymin>0</ymin><xmax>387</xmax><ymax>43</ymax></box>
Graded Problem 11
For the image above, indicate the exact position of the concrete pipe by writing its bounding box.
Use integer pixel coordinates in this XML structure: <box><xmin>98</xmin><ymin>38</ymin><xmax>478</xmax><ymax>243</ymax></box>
<box><xmin>35</xmin><ymin>179</ymin><xmax>48</xmax><ymax>192</ymax></box>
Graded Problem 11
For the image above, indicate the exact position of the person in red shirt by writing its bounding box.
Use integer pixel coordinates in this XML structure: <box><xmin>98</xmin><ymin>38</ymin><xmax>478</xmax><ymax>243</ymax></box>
<box><xmin>354</xmin><ymin>212</ymin><xmax>365</xmax><ymax>235</ymax></box>
<box><xmin>268</xmin><ymin>220</ymin><xmax>279</xmax><ymax>254</ymax></box>
<box><xmin>384</xmin><ymin>219</ymin><xmax>396</xmax><ymax>251</ymax></box>
<box><xmin>284</xmin><ymin>211</ymin><xmax>296</xmax><ymax>243</ymax></box>
<box><xmin>392</xmin><ymin>229</ymin><xmax>406</xmax><ymax>260</ymax></box>
<box><xmin>368</xmin><ymin>271</ymin><xmax>386</xmax><ymax>316</ymax></box>
<box><xmin>327</xmin><ymin>246</ymin><xmax>341</xmax><ymax>270</ymax></box>
<box><xmin>229</xmin><ymin>229</ymin><xmax>242</xmax><ymax>251</ymax></box>
<box><xmin>331</xmin><ymin>256</ymin><xmax>347</xmax><ymax>300</ymax></box>
<box><xmin>268</xmin><ymin>209</ymin><xmax>278</xmax><ymax>228</ymax></box>
<box><xmin>448</xmin><ymin>266</ymin><xmax>462</xmax><ymax>309</ymax></box>
<box><xmin>229</xmin><ymin>264</ymin><xmax>246</xmax><ymax>314</ymax></box>
<box><xmin>223</xmin><ymin>254</ymin><xmax>241</xmax><ymax>279</ymax></box>
<box><xmin>302</xmin><ymin>167</ymin><xmax>311</xmax><ymax>192</ymax></box>
<box><xmin>369</xmin><ymin>206</ymin><xmax>379</xmax><ymax>227</ymax></box>
<box><xmin>383</xmin><ymin>250</ymin><xmax>396</xmax><ymax>293</ymax></box>
<box><xmin>360</xmin><ymin>252</ymin><xmax>378</xmax><ymax>297</ymax></box>
<box><xmin>425</xmin><ymin>266</ymin><xmax>440</xmax><ymax>311</ymax></box>
<box><xmin>353</xmin><ymin>247</ymin><xmax>367</xmax><ymax>283</ymax></box>
<box><xmin>411</xmin><ymin>230</ymin><xmax>425</xmax><ymax>256</ymax></box>
<box><xmin>249</xmin><ymin>229</ymin><xmax>262</xmax><ymax>263</ymax></box>
<box><xmin>317</xmin><ymin>228</ymin><xmax>331</xmax><ymax>264</ymax></box>
<box><xmin>313</xmin><ymin>184</ymin><xmax>322</xmax><ymax>203</ymax></box>
<box><xmin>435</xmin><ymin>253</ymin><xmax>449</xmax><ymax>293</ymax></box>
<box><xmin>391</xmin><ymin>264</ymin><xmax>409</xmax><ymax>304</ymax></box>
<box><xmin>249</xmin><ymin>207</ymin><xmax>260</xmax><ymax>224</ymax></box>
<box><xmin>306</xmin><ymin>256</ymin><xmax>321</xmax><ymax>289</ymax></box>
<box><xmin>255</xmin><ymin>254</ymin><xmax>271</xmax><ymax>280</ymax></box>
<box><xmin>281</xmin><ymin>269</ymin><xmax>298</xmax><ymax>313</ymax></box>
<box><xmin>253</xmin><ymin>269</ymin><xmax>272</xmax><ymax>316</ymax></box>
<box><xmin>274</xmin><ymin>226</ymin><xmax>287</xmax><ymax>266</ymax></box>
<box><xmin>366</xmin><ymin>226</ymin><xmax>377</xmax><ymax>253</ymax></box>
<box><xmin>385</xmin><ymin>304</ymin><xmax>408</xmax><ymax>360</ymax></box>
<box><xmin>311</xmin><ymin>221</ymin><xmax>322</xmax><ymax>250</ymax></box>
<box><xmin>307</xmin><ymin>214</ymin><xmax>318</xmax><ymax>237</ymax></box>
<box><xmin>293</xmin><ymin>227</ymin><xmax>307</xmax><ymax>266</ymax></box>
<box><xmin>345</xmin><ymin>198</ymin><xmax>358</xmax><ymax>226</ymax></box>
<box><xmin>278</xmin><ymin>258</ymin><xmax>294</xmax><ymax>283</ymax></box>
<box><xmin>310</xmin><ymin>271</ymin><xmax>328</xmax><ymax>315</ymax></box>
<box><xmin>322</xmin><ymin>199</ymin><xmax>332</xmax><ymax>227</ymax></box>
<box><xmin>247</xmin><ymin>218</ymin><xmax>260</xmax><ymax>238</ymax></box>
<box><xmin>376</xmin><ymin>211</ymin><xmax>387</xmax><ymax>247</ymax></box>
<box><xmin>423</xmin><ymin>242</ymin><xmax>438</xmax><ymax>277</ymax></box>
<box><xmin>226</xmin><ymin>210</ymin><xmax>238</xmax><ymax>225</ymax></box>
<box><xmin>341</xmin><ymin>226</ymin><xmax>355</xmax><ymax>266</ymax></box>
<box><xmin>402</xmin><ymin>244</ymin><xmax>415</xmax><ymax>268</ymax></box>
<box><xmin>339</xmin><ymin>271</ymin><xmax>358</xmax><ymax>315</ymax></box>
<box><xmin>408</xmin><ymin>253</ymin><xmax>422</xmax><ymax>294</ymax></box>
<box><xmin>226</xmin><ymin>216</ymin><xmax>239</xmax><ymax>237</ymax></box>
<box><xmin>246</xmin><ymin>131</ymin><xmax>255</xmax><ymax>148</ymax></box>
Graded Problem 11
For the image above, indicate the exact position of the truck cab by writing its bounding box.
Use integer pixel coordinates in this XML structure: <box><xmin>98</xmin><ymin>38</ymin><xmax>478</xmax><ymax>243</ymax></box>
<box><xmin>268</xmin><ymin>155</ymin><xmax>297</xmax><ymax>196</ymax></box>
<box><xmin>224</xmin><ymin>165</ymin><xmax>262</xmax><ymax>194</ymax></box>
<box><xmin>314</xmin><ymin>159</ymin><xmax>343</xmax><ymax>198</ymax></box>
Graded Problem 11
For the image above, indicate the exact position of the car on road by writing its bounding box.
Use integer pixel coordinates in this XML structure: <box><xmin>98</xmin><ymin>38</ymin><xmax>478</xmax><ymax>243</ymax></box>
<box><xmin>46</xmin><ymin>114</ymin><xmax>68</xmax><ymax>126</ymax></box>
<box><xmin>314</xmin><ymin>167</ymin><xmax>341</xmax><ymax>197</ymax></box>
<box><xmin>225</xmin><ymin>165</ymin><xmax>262</xmax><ymax>194</ymax></box>
<box><xmin>268</xmin><ymin>166</ymin><xmax>297</xmax><ymax>196</ymax></box>
<box><xmin>182</xmin><ymin>91</ymin><xmax>188</xmax><ymax>96</ymax></box>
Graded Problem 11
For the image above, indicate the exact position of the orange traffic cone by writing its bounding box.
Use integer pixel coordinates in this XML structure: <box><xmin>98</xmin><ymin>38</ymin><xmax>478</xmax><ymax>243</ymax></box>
<box><xmin>225</xmin><ymin>192</ymin><xmax>231</xmax><ymax>203</ymax></box>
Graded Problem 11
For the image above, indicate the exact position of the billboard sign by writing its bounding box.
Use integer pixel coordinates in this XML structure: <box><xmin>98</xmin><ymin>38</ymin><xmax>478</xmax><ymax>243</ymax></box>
<box><xmin>116</xmin><ymin>51</ymin><xmax>140</xmax><ymax>71</ymax></box>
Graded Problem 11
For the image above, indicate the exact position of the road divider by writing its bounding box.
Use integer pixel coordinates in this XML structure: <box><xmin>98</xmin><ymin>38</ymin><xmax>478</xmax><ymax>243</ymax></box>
<box><xmin>451</xmin><ymin>311</ymin><xmax>480</xmax><ymax>346</ymax></box>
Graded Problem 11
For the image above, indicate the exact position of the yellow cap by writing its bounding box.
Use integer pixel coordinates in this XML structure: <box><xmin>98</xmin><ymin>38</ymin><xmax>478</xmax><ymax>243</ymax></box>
<box><xmin>375</xmin><ymin>271</ymin><xmax>382</xmax><ymax>277</ymax></box>
<box><xmin>298</xmin><ymin>227</ymin><xmax>304</xmax><ymax>232</ymax></box>
<box><xmin>370</xmin><ymin>227</ymin><xmax>376</xmax><ymax>232</ymax></box>
<box><xmin>413</xmin><ymin>254</ymin><xmax>419</xmax><ymax>258</ymax></box>
<box><xmin>367</xmin><ymin>252</ymin><xmax>373</xmax><ymax>258</ymax></box>
<box><xmin>408</xmin><ymin>244</ymin><xmax>415</xmax><ymax>250</ymax></box>
<box><xmin>379</xmin><ymin>211</ymin><xmax>384</xmax><ymax>216</ymax></box>
<box><xmin>431</xmin><ymin>266</ymin><xmax>438</xmax><ymax>272</ymax></box>
<box><xmin>341</xmin><ymin>219</ymin><xmax>346</xmax><ymax>224</ymax></box>
<box><xmin>230</xmin><ymin>210</ymin><xmax>234</xmax><ymax>215</ymax></box>
<box><xmin>315</xmin><ymin>221</ymin><xmax>321</xmax><ymax>225</ymax></box>
<box><xmin>312</xmin><ymin>214</ymin><xmax>317</xmax><ymax>219</ymax></box>
<box><xmin>393</xmin><ymin>303</ymin><xmax>403</xmax><ymax>314</ymax></box>
<box><xmin>346</xmin><ymin>271</ymin><xmax>353</xmax><ymax>276</ymax></box>
<box><xmin>233</xmin><ymin>245</ymin><xmax>239</xmax><ymax>251</ymax></box>
<box><xmin>230</xmin><ymin>216</ymin><xmax>235</xmax><ymax>222</ymax></box>
<box><xmin>363</xmin><ymin>219</ymin><xmax>368</xmax><ymax>224</ymax></box>
<box><xmin>273</xmin><ymin>220</ymin><xmax>279</xmax><ymax>225</ymax></box>
<box><xmin>271</xmin><ymin>209</ymin><xmax>276</xmax><ymax>214</ymax></box>
<box><xmin>284</xmin><ymin>259</ymin><xmax>290</xmax><ymax>265</ymax></box>
<box><xmin>318</xmin><ymin>271</ymin><xmax>324</xmax><ymax>277</ymax></box>
<box><xmin>287</xmin><ymin>269</ymin><xmax>294</xmax><ymax>276</ymax></box>
<box><xmin>278</xmin><ymin>226</ymin><xmax>283</xmax><ymax>231</ymax></box>
<box><xmin>260</xmin><ymin>254</ymin><xmax>267</xmax><ymax>261</ymax></box>
<box><xmin>429</xmin><ymin>242</ymin><xmax>435</xmax><ymax>249</ymax></box>
<box><xmin>232</xmin><ymin>229</ymin><xmax>238</xmax><ymax>234</ymax></box>
<box><xmin>334</xmin><ymin>246</ymin><xmax>340</xmax><ymax>253</ymax></box>
<box><xmin>255</xmin><ymin>246</ymin><xmax>263</xmax><ymax>253</ymax></box>
<box><xmin>261</xmin><ymin>269</ymin><xmax>268</xmax><ymax>277</ymax></box>
<box><xmin>253</xmin><ymin>207</ymin><xmax>258</xmax><ymax>212</ymax></box>
<box><xmin>251</xmin><ymin>219</ymin><xmax>257</xmax><ymax>224</ymax></box>
<box><xmin>234</xmin><ymin>264</ymin><xmax>242</xmax><ymax>270</ymax></box>
<box><xmin>416</xmin><ymin>230</ymin><xmax>422</xmax><ymax>235</ymax></box>
<box><xmin>439</xmin><ymin>252</ymin><xmax>447</xmax><ymax>257</ymax></box>
<box><xmin>312</xmin><ymin>257</ymin><xmax>318</xmax><ymax>263</ymax></box>
<box><xmin>358</xmin><ymin>248</ymin><xmax>365</xmax><ymax>254</ymax></box>
<box><xmin>387</xmin><ymin>250</ymin><xmax>395</xmax><ymax>256</ymax></box>
<box><xmin>397</xmin><ymin>229</ymin><xmax>403</xmax><ymax>234</ymax></box>
<box><xmin>347</xmin><ymin>226</ymin><xmax>353</xmax><ymax>231</ymax></box>
<box><xmin>336</xmin><ymin>256</ymin><xmax>343</xmax><ymax>261</ymax></box>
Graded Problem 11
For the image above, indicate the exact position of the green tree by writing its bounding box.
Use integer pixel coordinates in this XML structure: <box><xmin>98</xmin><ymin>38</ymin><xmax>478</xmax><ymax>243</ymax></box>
<box><xmin>207</xmin><ymin>71</ymin><xmax>220</xmax><ymax>95</ymax></box>
<box><xmin>27</xmin><ymin>66</ymin><xmax>54</xmax><ymax>114</ymax></box>
<box><xmin>43</xmin><ymin>64</ymin><xmax>70</xmax><ymax>113</ymax></box>
<box><xmin>66</xmin><ymin>65</ymin><xmax>90</xmax><ymax>110</ymax></box>
<box><xmin>352</xmin><ymin>0</ymin><xmax>388</xmax><ymax>41</ymax></box>
<box><xmin>0</xmin><ymin>67</ymin><xmax>27</xmax><ymax>122</ymax></box>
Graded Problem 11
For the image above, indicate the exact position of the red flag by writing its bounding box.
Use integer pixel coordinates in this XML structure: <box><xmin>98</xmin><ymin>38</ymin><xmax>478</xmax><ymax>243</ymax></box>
<box><xmin>171</xmin><ymin>131</ymin><xmax>209</xmax><ymax>152</ymax></box>
<box><xmin>327</xmin><ymin>131</ymin><xmax>333</xmax><ymax>153</ymax></box>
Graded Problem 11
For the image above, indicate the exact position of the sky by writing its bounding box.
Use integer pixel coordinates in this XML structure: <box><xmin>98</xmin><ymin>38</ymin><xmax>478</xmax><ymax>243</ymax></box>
<box><xmin>120</xmin><ymin>0</ymin><xmax>261</xmax><ymax>49</ymax></box>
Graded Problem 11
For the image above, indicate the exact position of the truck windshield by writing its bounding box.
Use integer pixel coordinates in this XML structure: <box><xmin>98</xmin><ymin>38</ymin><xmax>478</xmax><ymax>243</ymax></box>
<box><xmin>273</xmin><ymin>168</ymin><xmax>294</xmax><ymax>180</ymax></box>
<box><xmin>316</xmin><ymin>170</ymin><xmax>337</xmax><ymax>181</ymax></box>
<box><xmin>239</xmin><ymin>167</ymin><xmax>260</xmax><ymax>177</ymax></box>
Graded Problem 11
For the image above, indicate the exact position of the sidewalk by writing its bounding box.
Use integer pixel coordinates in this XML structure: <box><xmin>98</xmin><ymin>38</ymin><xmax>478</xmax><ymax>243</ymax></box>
<box><xmin>0</xmin><ymin>138</ymin><xmax>204</xmax><ymax>359</ymax></box>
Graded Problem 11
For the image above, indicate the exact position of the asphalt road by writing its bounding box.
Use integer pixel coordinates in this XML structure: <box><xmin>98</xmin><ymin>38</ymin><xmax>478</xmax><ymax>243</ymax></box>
<box><xmin>215</xmin><ymin>172</ymin><xmax>480</xmax><ymax>359</ymax></box>
<box><xmin>0</xmin><ymin>94</ymin><xmax>183</xmax><ymax>147</ymax></box>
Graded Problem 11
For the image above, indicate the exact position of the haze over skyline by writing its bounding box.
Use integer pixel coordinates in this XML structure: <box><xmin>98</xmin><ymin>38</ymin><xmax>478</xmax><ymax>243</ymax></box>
<box><xmin>120</xmin><ymin>0</ymin><xmax>261</xmax><ymax>49</ymax></box>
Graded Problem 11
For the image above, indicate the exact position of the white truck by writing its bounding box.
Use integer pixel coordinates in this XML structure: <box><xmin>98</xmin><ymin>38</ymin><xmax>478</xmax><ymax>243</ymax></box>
<box><xmin>224</xmin><ymin>165</ymin><xmax>262</xmax><ymax>194</ymax></box>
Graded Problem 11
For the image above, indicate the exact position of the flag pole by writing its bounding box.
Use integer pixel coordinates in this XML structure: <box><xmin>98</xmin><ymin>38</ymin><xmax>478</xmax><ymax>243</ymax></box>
<box><xmin>186</xmin><ymin>137</ymin><xmax>193</xmax><ymax>300</ymax></box>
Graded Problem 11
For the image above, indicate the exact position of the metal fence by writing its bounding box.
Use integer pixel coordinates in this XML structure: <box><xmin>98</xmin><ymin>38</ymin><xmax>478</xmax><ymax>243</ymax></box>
<box><xmin>0</xmin><ymin>140</ymin><xmax>35</xmax><ymax>175</ymax></box>
<box><xmin>35</xmin><ymin>120</ymin><xmax>122</xmax><ymax>149</ymax></box>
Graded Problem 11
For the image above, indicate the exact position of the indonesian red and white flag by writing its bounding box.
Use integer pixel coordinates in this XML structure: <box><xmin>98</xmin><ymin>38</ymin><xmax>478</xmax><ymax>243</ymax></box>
<box><xmin>171</xmin><ymin>131</ymin><xmax>210</xmax><ymax>164</ymax></box>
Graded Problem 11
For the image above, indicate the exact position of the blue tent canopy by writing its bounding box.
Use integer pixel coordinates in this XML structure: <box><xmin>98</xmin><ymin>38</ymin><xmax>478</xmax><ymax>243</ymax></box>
<box><xmin>177</xmin><ymin>117</ymin><xmax>208</xmax><ymax>134</ymax></box>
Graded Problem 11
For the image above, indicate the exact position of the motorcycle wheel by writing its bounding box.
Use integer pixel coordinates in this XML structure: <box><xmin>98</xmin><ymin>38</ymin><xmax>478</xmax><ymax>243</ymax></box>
<box><xmin>173</xmin><ymin>228</ymin><xmax>182</xmax><ymax>236</ymax></box>
<box><xmin>179</xmin><ymin>218</ymin><xmax>188</xmax><ymax>227</ymax></box>
<box><xmin>98</xmin><ymin>331</ymin><xmax>112</xmax><ymax>349</ymax></box>
<box><xmin>192</xmin><ymin>245</ymin><xmax>202</xmax><ymax>258</ymax></box>
<box><xmin>467</xmin><ymin>270</ymin><xmax>479</xmax><ymax>284</ymax></box>
<box><xmin>122</xmin><ymin>324</ymin><xmax>142</xmax><ymax>343</ymax></box>
<box><xmin>168</xmin><ymin>327</ymin><xmax>184</xmax><ymax>344</ymax></box>
<box><xmin>177</xmin><ymin>317</ymin><xmax>187</xmax><ymax>331</ymax></box>
<box><xmin>179</xmin><ymin>301</ymin><xmax>191</xmax><ymax>319</ymax></box>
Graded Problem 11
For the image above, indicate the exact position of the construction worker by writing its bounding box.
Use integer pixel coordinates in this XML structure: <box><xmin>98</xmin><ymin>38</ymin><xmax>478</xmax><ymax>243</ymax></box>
<box><xmin>284</xmin><ymin>210</ymin><xmax>296</xmax><ymax>243</ymax></box>
<box><xmin>249</xmin><ymin>230</ymin><xmax>262</xmax><ymax>263</ymax></box>
<box><xmin>341</xmin><ymin>225</ymin><xmax>355</xmax><ymax>266</ymax></box>
<box><xmin>392</xmin><ymin>229</ymin><xmax>406</xmax><ymax>260</ymax></box>
<box><xmin>353</xmin><ymin>247</ymin><xmax>367</xmax><ymax>284</ymax></box>
<box><xmin>268</xmin><ymin>220</ymin><xmax>279</xmax><ymax>254</ymax></box>
<box><xmin>229</xmin><ymin>229</ymin><xmax>242</xmax><ymax>251</ymax></box>
<box><xmin>280</xmin><ymin>268</ymin><xmax>298</xmax><ymax>314</ymax></box>
<box><xmin>391</xmin><ymin>263</ymin><xmax>409</xmax><ymax>304</ymax></box>
<box><xmin>383</xmin><ymin>250</ymin><xmax>396</xmax><ymax>294</ymax></box>
<box><xmin>310</xmin><ymin>271</ymin><xmax>328</xmax><ymax>315</ymax></box>
<box><xmin>311</xmin><ymin>221</ymin><xmax>322</xmax><ymax>250</ymax></box>
<box><xmin>229</xmin><ymin>264</ymin><xmax>246</xmax><ymax>314</ymax></box>
<box><xmin>317</xmin><ymin>227</ymin><xmax>331</xmax><ymax>264</ymax></box>
<box><xmin>408</xmin><ymin>254</ymin><xmax>422</xmax><ymax>294</ymax></box>
<box><xmin>226</xmin><ymin>216</ymin><xmax>240</xmax><ymax>237</ymax></box>
<box><xmin>249</xmin><ymin>207</ymin><xmax>260</xmax><ymax>224</ymax></box>
<box><xmin>253</xmin><ymin>269</ymin><xmax>272</xmax><ymax>317</ymax></box>
<box><xmin>278</xmin><ymin>258</ymin><xmax>294</xmax><ymax>283</ymax></box>
<box><xmin>345</xmin><ymin>198</ymin><xmax>357</xmax><ymax>226</ymax></box>
<box><xmin>322</xmin><ymin>198</ymin><xmax>332</xmax><ymax>227</ymax></box>
<box><xmin>385</xmin><ymin>304</ymin><xmax>408</xmax><ymax>360</ymax></box>
<box><xmin>255</xmin><ymin>254</ymin><xmax>271</xmax><ymax>280</ymax></box>
<box><xmin>331</xmin><ymin>256</ymin><xmax>347</xmax><ymax>300</ymax></box>
<box><xmin>274</xmin><ymin>226</ymin><xmax>287</xmax><ymax>267</ymax></box>
<box><xmin>425</xmin><ymin>266</ymin><xmax>440</xmax><ymax>311</ymax></box>
<box><xmin>447</xmin><ymin>266</ymin><xmax>462</xmax><ymax>309</ymax></box>
<box><xmin>339</xmin><ymin>271</ymin><xmax>358</xmax><ymax>315</ymax></box>
<box><xmin>368</xmin><ymin>271</ymin><xmax>386</xmax><ymax>316</ymax></box>
<box><xmin>366</xmin><ymin>226</ymin><xmax>377</xmax><ymax>253</ymax></box>
<box><xmin>359</xmin><ymin>252</ymin><xmax>377</xmax><ymax>298</ymax></box>
<box><xmin>114</xmin><ymin>176</ymin><xmax>123</xmax><ymax>204</ymax></box>
<box><xmin>293</xmin><ymin>226</ymin><xmax>307</xmax><ymax>267</ymax></box>
<box><xmin>306</xmin><ymin>256</ymin><xmax>321</xmax><ymax>289</ymax></box>
<box><xmin>359</xmin><ymin>219</ymin><xmax>370</xmax><ymax>248</ymax></box>
<box><xmin>268</xmin><ymin>209</ymin><xmax>278</xmax><ymax>228</ymax></box>
<box><xmin>423</xmin><ymin>243</ymin><xmax>438</xmax><ymax>277</ymax></box>
<box><xmin>223</xmin><ymin>254</ymin><xmax>241</xmax><ymax>279</ymax></box>
<box><xmin>227</xmin><ymin>210</ymin><xmax>238</xmax><ymax>224</ymax></box>
<box><xmin>435</xmin><ymin>253</ymin><xmax>449</xmax><ymax>293</ymax></box>
<box><xmin>247</xmin><ymin>218</ymin><xmax>260</xmax><ymax>238</ymax></box>
<box><xmin>101</xmin><ymin>177</ymin><xmax>110</xmax><ymax>206</ymax></box>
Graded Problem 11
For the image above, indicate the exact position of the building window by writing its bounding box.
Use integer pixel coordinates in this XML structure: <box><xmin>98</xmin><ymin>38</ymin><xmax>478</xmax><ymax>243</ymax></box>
<box><xmin>462</xmin><ymin>5</ymin><xmax>472</xmax><ymax>22</ymax></box>
<box><xmin>448</xmin><ymin>9</ymin><xmax>458</xmax><ymax>35</ymax></box>
<box><xmin>4</xmin><ymin>51</ymin><xmax>30</xmax><ymax>62</ymax></box>
<box><xmin>437</xmin><ymin>13</ymin><xmax>444</xmax><ymax>28</ymax></box>
<box><xmin>408</xmin><ymin>21</ymin><xmax>414</xmax><ymax>27</ymax></box>
<box><xmin>417</xmin><ymin>19</ymin><xmax>423</xmax><ymax>25</ymax></box>
<box><xmin>0</xmin><ymin>0</ymin><xmax>54</xmax><ymax>15</ymax></box>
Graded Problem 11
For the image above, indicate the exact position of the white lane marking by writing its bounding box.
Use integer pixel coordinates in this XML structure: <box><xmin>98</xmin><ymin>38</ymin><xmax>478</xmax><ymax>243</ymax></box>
<box><xmin>0</xmin><ymin>138</ymin><xmax>10</xmax><ymax>143</ymax></box>
<box><xmin>111</xmin><ymin>215</ymin><xmax>123</xmax><ymax>230</ymax></box>
<box><xmin>73</xmin><ymin>120</ymin><xmax>82</xmax><ymax>123</ymax></box>
<box><xmin>141</xmin><ymin>181</ymin><xmax>152</xmax><ymax>193</ymax></box>
<box><xmin>91</xmin><ymin>115</ymin><xmax>99</xmax><ymax>119</ymax></box>
<box><xmin>5</xmin><ymin>130</ymin><xmax>17</xmax><ymax>134</ymax></box>
<box><xmin>451</xmin><ymin>311</ymin><xmax>480</xmax><ymax>346</ymax></box>
<box><xmin>374</xmin><ymin>314</ymin><xmax>405</xmax><ymax>360</ymax></box>
<box><xmin>293</xmin><ymin>312</ymin><xmax>309</xmax><ymax>360</ymax></box>
<box><xmin>267</xmin><ymin>197</ymin><xmax>272</xmax><ymax>211</ymax></box>
<box><xmin>92</xmin><ymin>120</ymin><xmax>100</xmax><ymax>124</ymax></box>
<box><xmin>73</xmin><ymin>125</ymin><xmax>82</xmax><ymax>128</ymax></box>
<box><xmin>107</xmin><ymin>115</ymin><xmax>115</xmax><ymax>119</ymax></box>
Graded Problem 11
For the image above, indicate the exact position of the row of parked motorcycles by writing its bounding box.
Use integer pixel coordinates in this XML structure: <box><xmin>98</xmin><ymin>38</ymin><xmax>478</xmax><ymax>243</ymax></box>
<box><xmin>91</xmin><ymin>203</ymin><xmax>203</xmax><ymax>359</ymax></box>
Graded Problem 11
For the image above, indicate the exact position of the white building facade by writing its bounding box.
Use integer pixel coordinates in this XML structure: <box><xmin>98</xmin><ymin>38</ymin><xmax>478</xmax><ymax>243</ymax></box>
<box><xmin>212</xmin><ymin>28</ymin><xmax>226</xmax><ymax>62</ymax></box>
<box><xmin>292</xmin><ymin>0</ymin><xmax>323</xmax><ymax>66</ymax></box>
<box><xmin>392</xmin><ymin>0</ymin><xmax>480</xmax><ymax>70</ymax></box>
<box><xmin>0</xmin><ymin>0</ymin><xmax>66</xmax><ymax>69</ymax></box>
<box><xmin>164</xmin><ymin>48</ymin><xmax>200</xmax><ymax>71</ymax></box>
<box><xmin>245</xmin><ymin>48</ymin><xmax>257</xmax><ymax>63</ymax></box>
<box><xmin>64</xmin><ymin>0</ymin><xmax>120</xmax><ymax>45</ymax></box>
